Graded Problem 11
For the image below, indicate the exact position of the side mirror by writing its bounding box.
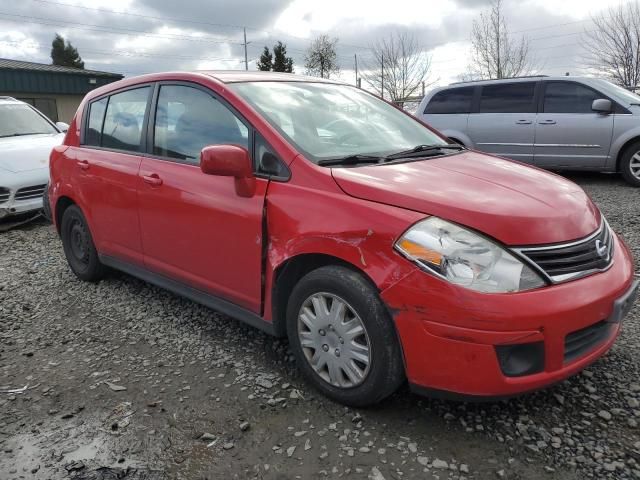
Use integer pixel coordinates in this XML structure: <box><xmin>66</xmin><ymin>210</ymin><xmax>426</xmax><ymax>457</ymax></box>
<box><xmin>56</xmin><ymin>121</ymin><xmax>69</xmax><ymax>132</ymax></box>
<box><xmin>592</xmin><ymin>99</ymin><xmax>612</xmax><ymax>114</ymax></box>
<box><xmin>200</xmin><ymin>144</ymin><xmax>255</xmax><ymax>197</ymax></box>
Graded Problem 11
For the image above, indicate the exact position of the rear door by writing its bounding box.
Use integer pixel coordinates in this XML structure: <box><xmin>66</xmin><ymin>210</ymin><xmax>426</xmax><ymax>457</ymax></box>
<box><xmin>467</xmin><ymin>81</ymin><xmax>538</xmax><ymax>164</ymax></box>
<box><xmin>534</xmin><ymin>81</ymin><xmax>614</xmax><ymax>168</ymax></box>
<box><xmin>137</xmin><ymin>83</ymin><xmax>267</xmax><ymax>313</ymax></box>
<box><xmin>74</xmin><ymin>85</ymin><xmax>151</xmax><ymax>264</ymax></box>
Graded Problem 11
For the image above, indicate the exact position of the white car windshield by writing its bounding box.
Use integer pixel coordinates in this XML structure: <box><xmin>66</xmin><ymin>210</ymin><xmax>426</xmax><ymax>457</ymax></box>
<box><xmin>0</xmin><ymin>104</ymin><xmax>58</xmax><ymax>137</ymax></box>
<box><xmin>229</xmin><ymin>81</ymin><xmax>447</xmax><ymax>163</ymax></box>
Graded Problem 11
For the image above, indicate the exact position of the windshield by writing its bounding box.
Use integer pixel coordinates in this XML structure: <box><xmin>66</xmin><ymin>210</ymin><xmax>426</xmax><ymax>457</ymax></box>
<box><xmin>593</xmin><ymin>79</ymin><xmax>640</xmax><ymax>104</ymax></box>
<box><xmin>0</xmin><ymin>103</ymin><xmax>58</xmax><ymax>137</ymax></box>
<box><xmin>229</xmin><ymin>81</ymin><xmax>447</xmax><ymax>162</ymax></box>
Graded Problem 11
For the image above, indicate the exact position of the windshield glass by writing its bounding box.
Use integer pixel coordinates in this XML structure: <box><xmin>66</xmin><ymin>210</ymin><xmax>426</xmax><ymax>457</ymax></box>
<box><xmin>229</xmin><ymin>81</ymin><xmax>447</xmax><ymax>162</ymax></box>
<box><xmin>594</xmin><ymin>79</ymin><xmax>640</xmax><ymax>104</ymax></box>
<box><xmin>0</xmin><ymin>103</ymin><xmax>58</xmax><ymax>137</ymax></box>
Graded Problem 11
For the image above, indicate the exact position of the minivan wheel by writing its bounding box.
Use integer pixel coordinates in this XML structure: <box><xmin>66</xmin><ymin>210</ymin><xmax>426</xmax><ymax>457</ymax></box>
<box><xmin>286</xmin><ymin>265</ymin><xmax>404</xmax><ymax>407</ymax></box>
<box><xmin>620</xmin><ymin>142</ymin><xmax>640</xmax><ymax>187</ymax></box>
<box><xmin>61</xmin><ymin>205</ymin><xmax>105</xmax><ymax>282</ymax></box>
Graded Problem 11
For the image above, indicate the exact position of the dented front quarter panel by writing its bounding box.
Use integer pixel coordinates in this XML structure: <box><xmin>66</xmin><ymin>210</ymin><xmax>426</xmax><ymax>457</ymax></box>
<box><xmin>262</xmin><ymin>156</ymin><xmax>422</xmax><ymax>321</ymax></box>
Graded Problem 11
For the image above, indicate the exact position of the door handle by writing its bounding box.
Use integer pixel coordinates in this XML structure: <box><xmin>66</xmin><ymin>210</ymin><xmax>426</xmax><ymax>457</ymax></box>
<box><xmin>515</xmin><ymin>120</ymin><xmax>532</xmax><ymax>125</ymax></box>
<box><xmin>142</xmin><ymin>174</ymin><xmax>163</xmax><ymax>186</ymax></box>
<box><xmin>538</xmin><ymin>120</ymin><xmax>557</xmax><ymax>125</ymax></box>
<box><xmin>77</xmin><ymin>160</ymin><xmax>89</xmax><ymax>170</ymax></box>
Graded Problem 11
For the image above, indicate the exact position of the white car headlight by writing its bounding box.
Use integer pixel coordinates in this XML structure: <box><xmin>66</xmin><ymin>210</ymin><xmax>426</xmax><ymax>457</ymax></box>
<box><xmin>395</xmin><ymin>217</ymin><xmax>546</xmax><ymax>293</ymax></box>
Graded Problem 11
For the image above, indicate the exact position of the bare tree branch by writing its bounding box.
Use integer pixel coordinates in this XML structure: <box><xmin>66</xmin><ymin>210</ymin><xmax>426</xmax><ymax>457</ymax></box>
<box><xmin>468</xmin><ymin>0</ymin><xmax>533</xmax><ymax>79</ymax></box>
<box><xmin>583</xmin><ymin>2</ymin><xmax>640</xmax><ymax>88</ymax></box>
<box><xmin>304</xmin><ymin>35</ymin><xmax>340</xmax><ymax>79</ymax></box>
<box><xmin>361</xmin><ymin>31</ymin><xmax>432</xmax><ymax>103</ymax></box>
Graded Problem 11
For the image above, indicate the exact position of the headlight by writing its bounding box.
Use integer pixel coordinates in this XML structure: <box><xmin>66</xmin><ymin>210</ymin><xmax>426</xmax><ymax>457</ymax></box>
<box><xmin>395</xmin><ymin>217</ymin><xmax>546</xmax><ymax>293</ymax></box>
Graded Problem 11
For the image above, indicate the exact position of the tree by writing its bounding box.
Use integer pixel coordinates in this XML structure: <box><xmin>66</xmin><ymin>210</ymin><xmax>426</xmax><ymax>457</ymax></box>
<box><xmin>273</xmin><ymin>41</ymin><xmax>293</xmax><ymax>73</ymax></box>
<box><xmin>304</xmin><ymin>35</ymin><xmax>340</xmax><ymax>78</ymax></box>
<box><xmin>256</xmin><ymin>42</ymin><xmax>293</xmax><ymax>72</ymax></box>
<box><xmin>257</xmin><ymin>46</ymin><xmax>273</xmax><ymax>71</ymax></box>
<box><xmin>469</xmin><ymin>0</ymin><xmax>532</xmax><ymax>79</ymax></box>
<box><xmin>583</xmin><ymin>2</ymin><xmax>640</xmax><ymax>89</ymax></box>
<box><xmin>51</xmin><ymin>33</ymin><xmax>84</xmax><ymax>69</ymax></box>
<box><xmin>362</xmin><ymin>31</ymin><xmax>432</xmax><ymax>102</ymax></box>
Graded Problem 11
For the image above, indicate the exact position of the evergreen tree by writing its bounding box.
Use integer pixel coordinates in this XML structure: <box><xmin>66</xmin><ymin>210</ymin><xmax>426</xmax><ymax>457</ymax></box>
<box><xmin>272</xmin><ymin>41</ymin><xmax>293</xmax><ymax>73</ymax></box>
<box><xmin>51</xmin><ymin>33</ymin><xmax>84</xmax><ymax>69</ymax></box>
<box><xmin>257</xmin><ymin>46</ymin><xmax>273</xmax><ymax>71</ymax></box>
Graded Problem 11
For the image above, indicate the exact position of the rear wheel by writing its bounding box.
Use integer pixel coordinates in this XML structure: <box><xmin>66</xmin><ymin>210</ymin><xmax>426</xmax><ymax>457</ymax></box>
<box><xmin>61</xmin><ymin>205</ymin><xmax>105</xmax><ymax>282</ymax></box>
<box><xmin>620</xmin><ymin>142</ymin><xmax>640</xmax><ymax>187</ymax></box>
<box><xmin>286</xmin><ymin>265</ymin><xmax>404</xmax><ymax>406</ymax></box>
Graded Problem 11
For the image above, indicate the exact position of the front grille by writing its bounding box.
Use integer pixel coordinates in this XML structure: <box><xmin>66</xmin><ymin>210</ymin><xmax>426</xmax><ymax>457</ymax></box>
<box><xmin>517</xmin><ymin>222</ymin><xmax>613</xmax><ymax>282</ymax></box>
<box><xmin>0</xmin><ymin>187</ymin><xmax>9</xmax><ymax>204</ymax></box>
<box><xmin>564</xmin><ymin>320</ymin><xmax>612</xmax><ymax>363</ymax></box>
<box><xmin>14</xmin><ymin>184</ymin><xmax>46</xmax><ymax>201</ymax></box>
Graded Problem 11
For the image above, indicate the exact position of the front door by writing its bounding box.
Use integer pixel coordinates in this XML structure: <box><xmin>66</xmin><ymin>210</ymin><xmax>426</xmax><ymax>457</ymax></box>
<box><xmin>137</xmin><ymin>83</ymin><xmax>266</xmax><ymax>313</ymax></box>
<box><xmin>534</xmin><ymin>81</ymin><xmax>614</xmax><ymax>168</ymax></box>
<box><xmin>467</xmin><ymin>81</ymin><xmax>538</xmax><ymax>164</ymax></box>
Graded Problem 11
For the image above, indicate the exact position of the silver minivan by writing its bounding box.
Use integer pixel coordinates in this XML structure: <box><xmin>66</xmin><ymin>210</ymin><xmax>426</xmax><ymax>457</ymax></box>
<box><xmin>417</xmin><ymin>76</ymin><xmax>640</xmax><ymax>187</ymax></box>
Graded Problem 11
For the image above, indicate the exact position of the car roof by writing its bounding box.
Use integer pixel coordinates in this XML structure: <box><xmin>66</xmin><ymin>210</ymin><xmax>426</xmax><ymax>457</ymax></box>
<box><xmin>446</xmin><ymin>75</ymin><xmax>597</xmax><ymax>88</ymax></box>
<box><xmin>200</xmin><ymin>70</ymin><xmax>342</xmax><ymax>84</ymax></box>
<box><xmin>0</xmin><ymin>96</ymin><xmax>25</xmax><ymax>105</ymax></box>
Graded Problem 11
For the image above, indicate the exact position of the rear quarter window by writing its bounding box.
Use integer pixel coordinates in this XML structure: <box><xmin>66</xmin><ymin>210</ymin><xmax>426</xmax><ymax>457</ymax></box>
<box><xmin>424</xmin><ymin>87</ymin><xmax>474</xmax><ymax>114</ymax></box>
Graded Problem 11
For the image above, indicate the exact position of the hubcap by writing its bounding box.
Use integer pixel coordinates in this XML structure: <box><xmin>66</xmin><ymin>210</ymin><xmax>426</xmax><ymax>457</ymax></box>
<box><xmin>297</xmin><ymin>293</ymin><xmax>371</xmax><ymax>388</ymax></box>
<box><xmin>631</xmin><ymin>153</ymin><xmax>640</xmax><ymax>180</ymax></box>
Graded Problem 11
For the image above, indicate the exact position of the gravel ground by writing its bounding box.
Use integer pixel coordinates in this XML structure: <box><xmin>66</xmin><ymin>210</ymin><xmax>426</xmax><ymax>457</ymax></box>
<box><xmin>1</xmin><ymin>172</ymin><xmax>638</xmax><ymax>480</ymax></box>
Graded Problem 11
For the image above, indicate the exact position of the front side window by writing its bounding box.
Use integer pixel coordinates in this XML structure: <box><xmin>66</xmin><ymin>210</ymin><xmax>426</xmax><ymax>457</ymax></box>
<box><xmin>229</xmin><ymin>82</ymin><xmax>447</xmax><ymax>163</ymax></box>
<box><xmin>101</xmin><ymin>87</ymin><xmax>150</xmax><ymax>152</ymax></box>
<box><xmin>479</xmin><ymin>82</ymin><xmax>536</xmax><ymax>113</ymax></box>
<box><xmin>0</xmin><ymin>103</ymin><xmax>58</xmax><ymax>137</ymax></box>
<box><xmin>424</xmin><ymin>87</ymin><xmax>474</xmax><ymax>114</ymax></box>
<box><xmin>543</xmin><ymin>82</ymin><xmax>601</xmax><ymax>114</ymax></box>
<box><xmin>153</xmin><ymin>85</ymin><xmax>249</xmax><ymax>165</ymax></box>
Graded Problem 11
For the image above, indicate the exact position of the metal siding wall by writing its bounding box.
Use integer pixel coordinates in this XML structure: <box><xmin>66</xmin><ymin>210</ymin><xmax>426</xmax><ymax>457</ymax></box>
<box><xmin>0</xmin><ymin>70</ymin><xmax>122</xmax><ymax>95</ymax></box>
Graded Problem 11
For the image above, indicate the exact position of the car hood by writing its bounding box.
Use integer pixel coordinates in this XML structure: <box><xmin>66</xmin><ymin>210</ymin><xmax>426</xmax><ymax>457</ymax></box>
<box><xmin>330</xmin><ymin>151</ymin><xmax>601</xmax><ymax>246</ymax></box>
<box><xmin>0</xmin><ymin>133</ymin><xmax>65</xmax><ymax>173</ymax></box>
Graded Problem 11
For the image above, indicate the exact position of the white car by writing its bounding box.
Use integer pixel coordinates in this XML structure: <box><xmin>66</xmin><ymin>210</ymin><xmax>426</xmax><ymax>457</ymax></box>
<box><xmin>0</xmin><ymin>97</ymin><xmax>68</xmax><ymax>219</ymax></box>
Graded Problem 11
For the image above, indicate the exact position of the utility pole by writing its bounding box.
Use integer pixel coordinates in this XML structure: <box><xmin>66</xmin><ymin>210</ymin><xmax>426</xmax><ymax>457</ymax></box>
<box><xmin>354</xmin><ymin>53</ymin><xmax>358</xmax><ymax>87</ymax></box>
<box><xmin>381</xmin><ymin>53</ymin><xmax>384</xmax><ymax>99</ymax></box>
<box><xmin>243</xmin><ymin>27</ymin><xmax>248</xmax><ymax>71</ymax></box>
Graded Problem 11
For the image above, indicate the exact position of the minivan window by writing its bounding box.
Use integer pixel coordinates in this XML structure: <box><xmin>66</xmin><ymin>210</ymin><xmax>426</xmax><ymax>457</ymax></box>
<box><xmin>543</xmin><ymin>82</ymin><xmax>601</xmax><ymax>114</ymax></box>
<box><xmin>85</xmin><ymin>97</ymin><xmax>108</xmax><ymax>146</ymax></box>
<box><xmin>230</xmin><ymin>81</ymin><xmax>447</xmax><ymax>163</ymax></box>
<box><xmin>101</xmin><ymin>87</ymin><xmax>150</xmax><ymax>152</ymax></box>
<box><xmin>479</xmin><ymin>82</ymin><xmax>536</xmax><ymax>113</ymax></box>
<box><xmin>153</xmin><ymin>85</ymin><xmax>249</xmax><ymax>165</ymax></box>
<box><xmin>424</xmin><ymin>87</ymin><xmax>474</xmax><ymax>114</ymax></box>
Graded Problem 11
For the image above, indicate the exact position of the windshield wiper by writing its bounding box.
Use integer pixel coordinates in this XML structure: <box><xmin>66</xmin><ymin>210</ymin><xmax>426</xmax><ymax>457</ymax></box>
<box><xmin>0</xmin><ymin>132</ymin><xmax>48</xmax><ymax>137</ymax></box>
<box><xmin>385</xmin><ymin>144</ymin><xmax>465</xmax><ymax>160</ymax></box>
<box><xmin>318</xmin><ymin>154</ymin><xmax>385</xmax><ymax>166</ymax></box>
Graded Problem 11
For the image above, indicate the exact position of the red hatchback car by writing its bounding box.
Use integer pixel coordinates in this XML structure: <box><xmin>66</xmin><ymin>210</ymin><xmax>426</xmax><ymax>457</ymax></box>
<box><xmin>49</xmin><ymin>71</ymin><xmax>639</xmax><ymax>406</ymax></box>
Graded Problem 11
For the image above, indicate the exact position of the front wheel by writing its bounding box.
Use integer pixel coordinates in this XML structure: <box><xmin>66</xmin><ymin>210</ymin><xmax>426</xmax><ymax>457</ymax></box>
<box><xmin>620</xmin><ymin>142</ymin><xmax>640</xmax><ymax>187</ymax></box>
<box><xmin>286</xmin><ymin>265</ymin><xmax>405</xmax><ymax>407</ymax></box>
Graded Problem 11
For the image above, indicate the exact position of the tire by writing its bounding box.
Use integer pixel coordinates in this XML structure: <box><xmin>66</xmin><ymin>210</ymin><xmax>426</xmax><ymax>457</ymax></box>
<box><xmin>42</xmin><ymin>183</ymin><xmax>52</xmax><ymax>223</ymax></box>
<box><xmin>620</xmin><ymin>141</ymin><xmax>640</xmax><ymax>187</ymax></box>
<box><xmin>60</xmin><ymin>205</ymin><xmax>105</xmax><ymax>282</ymax></box>
<box><xmin>286</xmin><ymin>265</ymin><xmax>404</xmax><ymax>407</ymax></box>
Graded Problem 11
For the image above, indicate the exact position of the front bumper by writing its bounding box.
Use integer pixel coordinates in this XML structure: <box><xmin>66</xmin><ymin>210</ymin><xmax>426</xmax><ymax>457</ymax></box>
<box><xmin>0</xmin><ymin>196</ymin><xmax>44</xmax><ymax>218</ymax></box>
<box><xmin>382</xmin><ymin>234</ymin><xmax>637</xmax><ymax>399</ymax></box>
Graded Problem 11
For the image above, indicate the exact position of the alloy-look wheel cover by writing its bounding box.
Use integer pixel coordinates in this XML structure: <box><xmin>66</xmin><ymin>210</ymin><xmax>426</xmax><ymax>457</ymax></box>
<box><xmin>297</xmin><ymin>292</ymin><xmax>371</xmax><ymax>389</ymax></box>
<box><xmin>631</xmin><ymin>152</ymin><xmax>640</xmax><ymax>180</ymax></box>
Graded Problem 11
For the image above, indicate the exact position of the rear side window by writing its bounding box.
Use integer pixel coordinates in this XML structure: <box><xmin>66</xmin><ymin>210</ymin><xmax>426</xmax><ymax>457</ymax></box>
<box><xmin>101</xmin><ymin>87</ymin><xmax>150</xmax><ymax>152</ymax></box>
<box><xmin>85</xmin><ymin>97</ymin><xmax>108</xmax><ymax>146</ymax></box>
<box><xmin>479</xmin><ymin>82</ymin><xmax>536</xmax><ymax>113</ymax></box>
<box><xmin>153</xmin><ymin>85</ymin><xmax>249</xmax><ymax>165</ymax></box>
<box><xmin>543</xmin><ymin>82</ymin><xmax>601</xmax><ymax>114</ymax></box>
<box><xmin>424</xmin><ymin>87</ymin><xmax>474</xmax><ymax>114</ymax></box>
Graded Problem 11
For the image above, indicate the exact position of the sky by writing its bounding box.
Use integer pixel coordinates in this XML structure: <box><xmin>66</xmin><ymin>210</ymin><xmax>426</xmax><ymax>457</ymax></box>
<box><xmin>0</xmin><ymin>0</ymin><xmax>631</xmax><ymax>90</ymax></box>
